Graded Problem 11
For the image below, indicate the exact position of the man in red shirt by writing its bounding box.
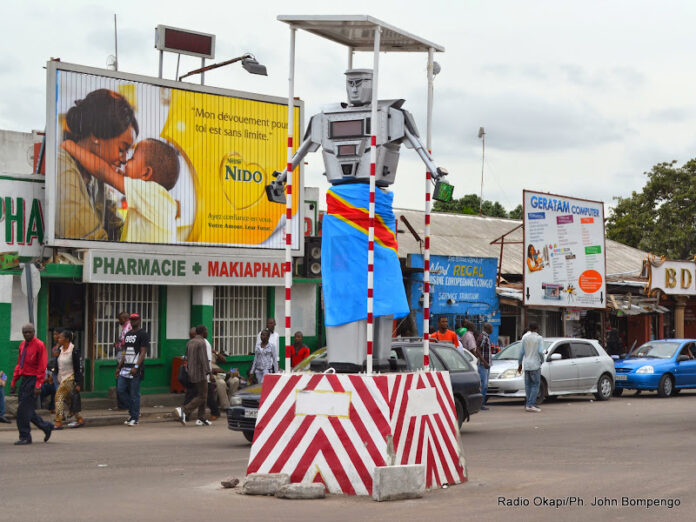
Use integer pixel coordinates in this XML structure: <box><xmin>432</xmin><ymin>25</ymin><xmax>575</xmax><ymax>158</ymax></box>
<box><xmin>10</xmin><ymin>324</ymin><xmax>53</xmax><ymax>445</ymax></box>
<box><xmin>430</xmin><ymin>316</ymin><xmax>460</xmax><ymax>347</ymax></box>
<box><xmin>288</xmin><ymin>331</ymin><xmax>311</xmax><ymax>368</ymax></box>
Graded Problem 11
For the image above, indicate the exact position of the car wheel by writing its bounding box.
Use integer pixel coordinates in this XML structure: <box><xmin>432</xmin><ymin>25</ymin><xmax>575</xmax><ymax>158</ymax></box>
<box><xmin>535</xmin><ymin>379</ymin><xmax>547</xmax><ymax>405</ymax></box>
<box><xmin>594</xmin><ymin>374</ymin><xmax>613</xmax><ymax>401</ymax></box>
<box><xmin>243</xmin><ymin>430</ymin><xmax>255</xmax><ymax>443</ymax></box>
<box><xmin>454</xmin><ymin>397</ymin><xmax>466</xmax><ymax>429</ymax></box>
<box><xmin>657</xmin><ymin>374</ymin><xmax>674</xmax><ymax>397</ymax></box>
<box><xmin>612</xmin><ymin>388</ymin><xmax>624</xmax><ymax>397</ymax></box>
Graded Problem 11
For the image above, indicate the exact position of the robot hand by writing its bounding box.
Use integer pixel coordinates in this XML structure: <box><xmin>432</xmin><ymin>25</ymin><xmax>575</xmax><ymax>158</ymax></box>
<box><xmin>265</xmin><ymin>170</ymin><xmax>288</xmax><ymax>204</ymax></box>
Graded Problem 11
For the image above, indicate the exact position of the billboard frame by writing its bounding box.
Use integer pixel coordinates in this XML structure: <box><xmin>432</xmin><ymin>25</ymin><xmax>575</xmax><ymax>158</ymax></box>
<box><xmin>522</xmin><ymin>189</ymin><xmax>607</xmax><ymax>310</ymax></box>
<box><xmin>45</xmin><ymin>60</ymin><xmax>304</xmax><ymax>257</ymax></box>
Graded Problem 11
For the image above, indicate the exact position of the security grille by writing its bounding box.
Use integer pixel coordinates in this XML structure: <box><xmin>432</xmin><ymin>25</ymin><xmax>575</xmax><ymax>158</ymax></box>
<box><xmin>93</xmin><ymin>284</ymin><xmax>159</xmax><ymax>359</ymax></box>
<box><xmin>213</xmin><ymin>286</ymin><xmax>266</xmax><ymax>356</ymax></box>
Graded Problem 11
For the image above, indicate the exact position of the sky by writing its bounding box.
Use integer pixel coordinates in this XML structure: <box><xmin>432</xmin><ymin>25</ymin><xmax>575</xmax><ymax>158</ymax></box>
<box><xmin>2</xmin><ymin>0</ymin><xmax>696</xmax><ymax>214</ymax></box>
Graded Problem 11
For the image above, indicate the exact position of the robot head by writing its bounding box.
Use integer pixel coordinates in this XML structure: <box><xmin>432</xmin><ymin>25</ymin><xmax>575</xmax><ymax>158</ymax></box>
<box><xmin>345</xmin><ymin>69</ymin><xmax>373</xmax><ymax>106</ymax></box>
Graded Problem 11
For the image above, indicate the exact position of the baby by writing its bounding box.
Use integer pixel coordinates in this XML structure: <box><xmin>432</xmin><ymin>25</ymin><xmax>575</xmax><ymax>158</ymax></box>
<box><xmin>62</xmin><ymin>138</ymin><xmax>180</xmax><ymax>243</ymax></box>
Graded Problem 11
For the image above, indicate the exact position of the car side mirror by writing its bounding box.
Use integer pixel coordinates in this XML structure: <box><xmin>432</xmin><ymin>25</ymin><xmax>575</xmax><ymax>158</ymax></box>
<box><xmin>548</xmin><ymin>353</ymin><xmax>562</xmax><ymax>361</ymax></box>
<box><xmin>677</xmin><ymin>355</ymin><xmax>690</xmax><ymax>362</ymax></box>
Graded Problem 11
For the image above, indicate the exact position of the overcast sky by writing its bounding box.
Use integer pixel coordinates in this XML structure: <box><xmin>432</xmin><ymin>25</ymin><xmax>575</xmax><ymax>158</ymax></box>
<box><xmin>2</xmin><ymin>0</ymin><xmax>696</xmax><ymax>213</ymax></box>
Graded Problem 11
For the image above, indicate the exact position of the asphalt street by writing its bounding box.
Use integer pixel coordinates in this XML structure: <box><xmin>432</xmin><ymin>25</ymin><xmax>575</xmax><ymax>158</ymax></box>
<box><xmin>1</xmin><ymin>391</ymin><xmax>694</xmax><ymax>522</ymax></box>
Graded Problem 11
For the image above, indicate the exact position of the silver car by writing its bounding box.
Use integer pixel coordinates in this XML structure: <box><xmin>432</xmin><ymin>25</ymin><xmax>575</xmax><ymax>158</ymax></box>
<box><xmin>487</xmin><ymin>337</ymin><xmax>616</xmax><ymax>404</ymax></box>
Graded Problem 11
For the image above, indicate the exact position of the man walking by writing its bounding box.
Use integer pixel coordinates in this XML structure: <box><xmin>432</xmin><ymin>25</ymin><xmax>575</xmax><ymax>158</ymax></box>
<box><xmin>10</xmin><ymin>324</ymin><xmax>53</xmax><ymax>444</ymax></box>
<box><xmin>517</xmin><ymin>322</ymin><xmax>545</xmax><ymax>412</ymax></box>
<box><xmin>114</xmin><ymin>312</ymin><xmax>131</xmax><ymax>409</ymax></box>
<box><xmin>175</xmin><ymin>325</ymin><xmax>210</xmax><ymax>426</ymax></box>
<box><xmin>257</xmin><ymin>318</ymin><xmax>280</xmax><ymax>367</ymax></box>
<box><xmin>476</xmin><ymin>323</ymin><xmax>493</xmax><ymax>410</ymax></box>
<box><xmin>115</xmin><ymin>313</ymin><xmax>149</xmax><ymax>426</ymax></box>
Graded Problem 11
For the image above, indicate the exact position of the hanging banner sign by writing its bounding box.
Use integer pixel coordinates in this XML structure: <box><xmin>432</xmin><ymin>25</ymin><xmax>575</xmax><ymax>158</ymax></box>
<box><xmin>83</xmin><ymin>250</ymin><xmax>285</xmax><ymax>286</ymax></box>
<box><xmin>523</xmin><ymin>190</ymin><xmax>606</xmax><ymax>308</ymax></box>
<box><xmin>45</xmin><ymin>61</ymin><xmax>303</xmax><ymax>254</ymax></box>
<box><xmin>0</xmin><ymin>175</ymin><xmax>47</xmax><ymax>258</ymax></box>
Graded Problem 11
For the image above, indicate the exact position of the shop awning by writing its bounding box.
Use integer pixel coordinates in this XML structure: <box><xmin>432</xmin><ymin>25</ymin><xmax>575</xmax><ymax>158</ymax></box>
<box><xmin>608</xmin><ymin>294</ymin><xmax>669</xmax><ymax>315</ymax></box>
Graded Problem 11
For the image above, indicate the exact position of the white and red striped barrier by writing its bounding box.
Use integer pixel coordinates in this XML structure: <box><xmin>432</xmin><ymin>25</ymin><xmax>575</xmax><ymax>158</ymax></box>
<box><xmin>246</xmin><ymin>371</ymin><xmax>466</xmax><ymax>495</ymax></box>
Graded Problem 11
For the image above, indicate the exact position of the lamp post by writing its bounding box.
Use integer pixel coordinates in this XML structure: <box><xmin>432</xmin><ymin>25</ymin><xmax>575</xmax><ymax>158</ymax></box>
<box><xmin>478</xmin><ymin>126</ymin><xmax>485</xmax><ymax>215</ymax></box>
<box><xmin>178</xmin><ymin>54</ymin><xmax>268</xmax><ymax>82</ymax></box>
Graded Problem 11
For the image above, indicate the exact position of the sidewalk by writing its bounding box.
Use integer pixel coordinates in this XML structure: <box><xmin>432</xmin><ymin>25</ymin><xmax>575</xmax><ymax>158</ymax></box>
<box><xmin>0</xmin><ymin>392</ymin><xmax>188</xmax><ymax>431</ymax></box>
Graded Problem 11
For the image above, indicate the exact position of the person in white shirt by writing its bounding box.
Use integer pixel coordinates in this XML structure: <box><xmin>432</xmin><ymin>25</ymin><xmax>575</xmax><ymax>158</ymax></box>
<box><xmin>256</xmin><ymin>318</ymin><xmax>280</xmax><ymax>367</ymax></box>
<box><xmin>517</xmin><ymin>322</ymin><xmax>545</xmax><ymax>413</ymax></box>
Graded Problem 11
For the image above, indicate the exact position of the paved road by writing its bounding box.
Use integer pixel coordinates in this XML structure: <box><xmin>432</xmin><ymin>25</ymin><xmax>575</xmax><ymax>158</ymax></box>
<box><xmin>1</xmin><ymin>391</ymin><xmax>694</xmax><ymax>521</ymax></box>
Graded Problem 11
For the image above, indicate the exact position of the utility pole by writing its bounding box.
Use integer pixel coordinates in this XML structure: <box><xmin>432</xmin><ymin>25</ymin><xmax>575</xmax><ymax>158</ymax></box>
<box><xmin>478</xmin><ymin>126</ymin><xmax>485</xmax><ymax>215</ymax></box>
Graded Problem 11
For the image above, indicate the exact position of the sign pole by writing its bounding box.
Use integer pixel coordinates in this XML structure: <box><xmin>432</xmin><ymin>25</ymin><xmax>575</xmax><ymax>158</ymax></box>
<box><xmin>284</xmin><ymin>25</ymin><xmax>296</xmax><ymax>373</ymax></box>
<box><xmin>423</xmin><ymin>47</ymin><xmax>435</xmax><ymax>371</ymax></box>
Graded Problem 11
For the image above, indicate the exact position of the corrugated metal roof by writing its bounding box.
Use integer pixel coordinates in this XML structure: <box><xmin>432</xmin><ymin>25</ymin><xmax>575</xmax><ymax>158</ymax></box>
<box><xmin>395</xmin><ymin>209</ymin><xmax>648</xmax><ymax>277</ymax></box>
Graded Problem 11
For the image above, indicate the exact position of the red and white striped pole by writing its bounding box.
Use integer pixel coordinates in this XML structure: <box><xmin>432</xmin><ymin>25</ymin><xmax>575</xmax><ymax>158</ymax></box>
<box><xmin>423</xmin><ymin>47</ymin><xmax>435</xmax><ymax>371</ymax></box>
<box><xmin>366</xmin><ymin>27</ymin><xmax>381</xmax><ymax>375</ymax></box>
<box><xmin>284</xmin><ymin>26</ymin><xmax>296</xmax><ymax>373</ymax></box>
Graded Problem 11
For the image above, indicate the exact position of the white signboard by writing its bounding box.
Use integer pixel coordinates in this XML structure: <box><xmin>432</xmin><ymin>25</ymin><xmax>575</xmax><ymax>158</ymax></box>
<box><xmin>648</xmin><ymin>260</ymin><xmax>696</xmax><ymax>296</ymax></box>
<box><xmin>523</xmin><ymin>190</ymin><xmax>606</xmax><ymax>308</ymax></box>
<box><xmin>83</xmin><ymin>250</ymin><xmax>285</xmax><ymax>286</ymax></box>
<box><xmin>0</xmin><ymin>175</ymin><xmax>47</xmax><ymax>257</ymax></box>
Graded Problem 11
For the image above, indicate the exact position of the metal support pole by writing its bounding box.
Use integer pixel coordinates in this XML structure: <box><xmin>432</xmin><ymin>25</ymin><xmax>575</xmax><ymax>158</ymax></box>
<box><xmin>284</xmin><ymin>26</ymin><xmax>297</xmax><ymax>373</ymax></box>
<box><xmin>201</xmin><ymin>58</ymin><xmax>205</xmax><ymax>85</ymax></box>
<box><xmin>348</xmin><ymin>47</ymin><xmax>354</xmax><ymax>69</ymax></box>
<box><xmin>113</xmin><ymin>14</ymin><xmax>119</xmax><ymax>71</ymax></box>
<box><xmin>479</xmin><ymin>130</ymin><xmax>486</xmax><ymax>214</ymax></box>
<box><xmin>423</xmin><ymin>47</ymin><xmax>434</xmax><ymax>370</ymax></box>
<box><xmin>158</xmin><ymin>50</ymin><xmax>163</xmax><ymax>78</ymax></box>
<box><xmin>366</xmin><ymin>27</ymin><xmax>381</xmax><ymax>375</ymax></box>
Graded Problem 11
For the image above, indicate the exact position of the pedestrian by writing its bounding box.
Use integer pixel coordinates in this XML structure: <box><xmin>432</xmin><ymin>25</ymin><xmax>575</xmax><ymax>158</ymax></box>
<box><xmin>430</xmin><ymin>316</ymin><xmax>461</xmax><ymax>348</ymax></box>
<box><xmin>115</xmin><ymin>313</ymin><xmax>149</xmax><ymax>426</ymax></box>
<box><xmin>52</xmin><ymin>330</ymin><xmax>85</xmax><ymax>429</ymax></box>
<box><xmin>606</xmin><ymin>325</ymin><xmax>621</xmax><ymax>356</ymax></box>
<box><xmin>210</xmin><ymin>349</ymin><xmax>231</xmax><ymax>410</ymax></box>
<box><xmin>9</xmin><ymin>324</ymin><xmax>53</xmax><ymax>444</ymax></box>
<box><xmin>257</xmin><ymin>318</ymin><xmax>280</xmax><ymax>367</ymax></box>
<box><xmin>201</xmin><ymin>327</ymin><xmax>220</xmax><ymax>421</ymax></box>
<box><xmin>460</xmin><ymin>319</ymin><xmax>477</xmax><ymax>354</ymax></box>
<box><xmin>250</xmin><ymin>329</ymin><xmax>278</xmax><ymax>384</ymax></box>
<box><xmin>517</xmin><ymin>322</ymin><xmax>545</xmax><ymax>413</ymax></box>
<box><xmin>475</xmin><ymin>323</ymin><xmax>493</xmax><ymax>411</ymax></box>
<box><xmin>174</xmin><ymin>325</ymin><xmax>210</xmax><ymax>426</ymax></box>
<box><xmin>114</xmin><ymin>312</ymin><xmax>131</xmax><ymax>410</ymax></box>
<box><xmin>0</xmin><ymin>369</ymin><xmax>10</xmax><ymax>423</ymax></box>
<box><xmin>289</xmin><ymin>331</ymin><xmax>311</xmax><ymax>368</ymax></box>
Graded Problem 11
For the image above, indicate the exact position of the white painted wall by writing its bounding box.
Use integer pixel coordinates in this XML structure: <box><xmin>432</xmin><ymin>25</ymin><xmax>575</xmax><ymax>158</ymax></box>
<box><xmin>166</xmin><ymin>285</ymin><xmax>191</xmax><ymax>339</ymax></box>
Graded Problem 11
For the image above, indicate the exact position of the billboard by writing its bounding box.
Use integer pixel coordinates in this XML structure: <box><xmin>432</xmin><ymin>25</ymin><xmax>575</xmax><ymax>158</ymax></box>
<box><xmin>45</xmin><ymin>62</ymin><xmax>302</xmax><ymax>253</ymax></box>
<box><xmin>523</xmin><ymin>190</ymin><xmax>606</xmax><ymax>308</ymax></box>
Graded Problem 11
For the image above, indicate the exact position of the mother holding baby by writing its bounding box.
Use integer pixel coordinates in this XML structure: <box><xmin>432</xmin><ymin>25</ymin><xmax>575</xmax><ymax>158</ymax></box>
<box><xmin>57</xmin><ymin>89</ymin><xmax>139</xmax><ymax>241</ymax></box>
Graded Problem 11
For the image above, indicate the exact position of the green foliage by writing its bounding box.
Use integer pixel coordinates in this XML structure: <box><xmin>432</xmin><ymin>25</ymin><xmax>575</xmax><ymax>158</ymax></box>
<box><xmin>606</xmin><ymin>159</ymin><xmax>696</xmax><ymax>259</ymax></box>
<box><xmin>509</xmin><ymin>204</ymin><xmax>524</xmax><ymax>220</ymax></box>
<box><xmin>433</xmin><ymin>193</ymin><xmax>511</xmax><ymax>218</ymax></box>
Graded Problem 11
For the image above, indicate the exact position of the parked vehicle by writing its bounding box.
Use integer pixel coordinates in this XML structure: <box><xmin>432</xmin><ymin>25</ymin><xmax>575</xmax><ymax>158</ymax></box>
<box><xmin>227</xmin><ymin>340</ymin><xmax>482</xmax><ymax>442</ymax></box>
<box><xmin>613</xmin><ymin>339</ymin><xmax>696</xmax><ymax>397</ymax></box>
<box><xmin>487</xmin><ymin>337</ymin><xmax>616</xmax><ymax>404</ymax></box>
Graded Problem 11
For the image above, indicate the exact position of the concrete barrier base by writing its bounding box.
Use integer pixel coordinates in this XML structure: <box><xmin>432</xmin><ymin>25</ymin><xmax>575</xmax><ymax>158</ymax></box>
<box><xmin>372</xmin><ymin>464</ymin><xmax>426</xmax><ymax>502</ymax></box>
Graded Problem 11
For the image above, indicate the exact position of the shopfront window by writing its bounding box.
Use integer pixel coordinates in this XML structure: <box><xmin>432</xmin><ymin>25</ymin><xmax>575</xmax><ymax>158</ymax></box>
<box><xmin>92</xmin><ymin>284</ymin><xmax>159</xmax><ymax>359</ymax></box>
<box><xmin>213</xmin><ymin>286</ymin><xmax>266</xmax><ymax>356</ymax></box>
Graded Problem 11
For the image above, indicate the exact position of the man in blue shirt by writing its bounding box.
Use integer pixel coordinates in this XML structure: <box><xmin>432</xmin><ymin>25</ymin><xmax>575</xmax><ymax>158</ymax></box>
<box><xmin>517</xmin><ymin>322</ymin><xmax>545</xmax><ymax>413</ymax></box>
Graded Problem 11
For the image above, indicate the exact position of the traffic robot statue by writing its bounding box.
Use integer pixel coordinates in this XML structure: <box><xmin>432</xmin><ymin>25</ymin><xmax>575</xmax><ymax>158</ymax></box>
<box><xmin>267</xmin><ymin>69</ymin><xmax>452</xmax><ymax>371</ymax></box>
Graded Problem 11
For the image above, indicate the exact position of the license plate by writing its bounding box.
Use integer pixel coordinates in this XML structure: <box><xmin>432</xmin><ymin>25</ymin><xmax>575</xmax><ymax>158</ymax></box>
<box><xmin>615</xmin><ymin>375</ymin><xmax>627</xmax><ymax>381</ymax></box>
<box><xmin>244</xmin><ymin>408</ymin><xmax>258</xmax><ymax>418</ymax></box>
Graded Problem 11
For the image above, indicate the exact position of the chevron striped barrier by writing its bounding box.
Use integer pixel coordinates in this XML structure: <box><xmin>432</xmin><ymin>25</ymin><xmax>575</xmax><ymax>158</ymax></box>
<box><xmin>246</xmin><ymin>371</ymin><xmax>466</xmax><ymax>495</ymax></box>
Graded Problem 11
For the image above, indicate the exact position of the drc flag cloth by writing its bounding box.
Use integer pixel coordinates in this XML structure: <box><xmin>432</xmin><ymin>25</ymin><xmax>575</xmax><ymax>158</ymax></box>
<box><xmin>322</xmin><ymin>184</ymin><xmax>409</xmax><ymax>327</ymax></box>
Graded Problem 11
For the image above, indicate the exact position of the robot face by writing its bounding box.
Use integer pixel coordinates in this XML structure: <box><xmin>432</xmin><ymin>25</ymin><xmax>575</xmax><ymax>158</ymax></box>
<box><xmin>345</xmin><ymin>69</ymin><xmax>373</xmax><ymax>106</ymax></box>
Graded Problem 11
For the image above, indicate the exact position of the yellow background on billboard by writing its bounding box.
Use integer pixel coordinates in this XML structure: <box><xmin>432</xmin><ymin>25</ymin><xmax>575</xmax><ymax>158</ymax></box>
<box><xmin>161</xmin><ymin>89</ymin><xmax>300</xmax><ymax>245</ymax></box>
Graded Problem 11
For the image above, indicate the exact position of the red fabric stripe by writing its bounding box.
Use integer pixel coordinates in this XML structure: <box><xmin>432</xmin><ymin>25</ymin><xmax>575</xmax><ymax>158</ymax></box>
<box><xmin>370</xmin><ymin>163</ymin><xmax>375</xmax><ymax>175</ymax></box>
<box><xmin>366</xmin><ymin>341</ymin><xmax>373</xmax><ymax>355</ymax></box>
<box><xmin>285</xmin><ymin>261</ymin><xmax>291</xmax><ymax>272</ymax></box>
<box><xmin>285</xmin><ymin>288</ymin><xmax>291</xmax><ymax>300</ymax></box>
<box><xmin>368</xmin><ymin>241</ymin><xmax>374</xmax><ymax>251</ymax></box>
<box><xmin>424</xmin><ymin>281</ymin><xmax>430</xmax><ymax>292</ymax></box>
<box><xmin>424</xmin><ymin>309</ymin><xmax>429</xmax><ymax>320</ymax></box>
<box><xmin>286</xmin><ymin>209</ymin><xmax>292</xmax><ymax>219</ymax></box>
<box><xmin>287</xmin><ymin>137</ymin><xmax>293</xmax><ymax>147</ymax></box>
<box><xmin>426</xmin><ymin>171</ymin><xmax>431</xmax><ymax>180</ymax></box>
<box><xmin>367</xmin><ymin>313</ymin><xmax>373</xmax><ymax>323</ymax></box>
<box><xmin>424</xmin><ymin>353</ymin><xmax>430</xmax><ymax>367</ymax></box>
<box><xmin>287</xmin><ymin>185</ymin><xmax>292</xmax><ymax>195</ymax></box>
<box><xmin>425</xmin><ymin>236</ymin><xmax>430</xmax><ymax>249</ymax></box>
<box><xmin>326</xmin><ymin>192</ymin><xmax>398</xmax><ymax>251</ymax></box>
<box><xmin>369</xmin><ymin>192</ymin><xmax>375</xmax><ymax>203</ymax></box>
<box><xmin>367</xmin><ymin>288</ymin><xmax>373</xmax><ymax>298</ymax></box>
<box><xmin>285</xmin><ymin>317</ymin><xmax>291</xmax><ymax>328</ymax></box>
<box><xmin>368</xmin><ymin>264</ymin><xmax>373</xmax><ymax>272</ymax></box>
<box><xmin>424</xmin><ymin>260</ymin><xmax>430</xmax><ymax>271</ymax></box>
<box><xmin>425</xmin><ymin>193</ymin><xmax>431</xmax><ymax>202</ymax></box>
<box><xmin>371</xmin><ymin>136</ymin><xmax>376</xmax><ymax>146</ymax></box>
<box><xmin>425</xmin><ymin>214</ymin><xmax>431</xmax><ymax>225</ymax></box>
<box><xmin>424</xmin><ymin>332</ymin><xmax>429</xmax><ymax>340</ymax></box>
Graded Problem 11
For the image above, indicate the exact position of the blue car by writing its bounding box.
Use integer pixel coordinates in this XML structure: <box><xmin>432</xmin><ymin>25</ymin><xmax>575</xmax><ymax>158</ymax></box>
<box><xmin>613</xmin><ymin>339</ymin><xmax>696</xmax><ymax>397</ymax></box>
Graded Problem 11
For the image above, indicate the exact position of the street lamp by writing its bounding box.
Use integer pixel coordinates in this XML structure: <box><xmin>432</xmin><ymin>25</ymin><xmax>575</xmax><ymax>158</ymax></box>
<box><xmin>478</xmin><ymin>126</ymin><xmax>485</xmax><ymax>215</ymax></box>
<box><xmin>178</xmin><ymin>53</ymin><xmax>268</xmax><ymax>82</ymax></box>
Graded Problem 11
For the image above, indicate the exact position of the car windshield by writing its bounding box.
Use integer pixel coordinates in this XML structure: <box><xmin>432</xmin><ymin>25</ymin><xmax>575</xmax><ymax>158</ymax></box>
<box><xmin>292</xmin><ymin>348</ymin><xmax>326</xmax><ymax>371</ymax></box>
<box><xmin>630</xmin><ymin>342</ymin><xmax>680</xmax><ymax>359</ymax></box>
<box><xmin>494</xmin><ymin>340</ymin><xmax>553</xmax><ymax>360</ymax></box>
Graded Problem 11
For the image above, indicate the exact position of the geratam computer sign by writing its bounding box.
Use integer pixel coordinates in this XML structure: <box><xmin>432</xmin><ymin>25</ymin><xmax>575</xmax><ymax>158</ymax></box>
<box><xmin>523</xmin><ymin>190</ymin><xmax>606</xmax><ymax>309</ymax></box>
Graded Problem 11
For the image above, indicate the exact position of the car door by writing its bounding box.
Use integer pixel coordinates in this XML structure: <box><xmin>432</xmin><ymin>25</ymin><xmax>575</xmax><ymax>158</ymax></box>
<box><xmin>571</xmin><ymin>341</ymin><xmax>602</xmax><ymax>391</ymax></box>
<box><xmin>545</xmin><ymin>342</ymin><xmax>579</xmax><ymax>392</ymax></box>
<box><xmin>674</xmin><ymin>343</ymin><xmax>696</xmax><ymax>387</ymax></box>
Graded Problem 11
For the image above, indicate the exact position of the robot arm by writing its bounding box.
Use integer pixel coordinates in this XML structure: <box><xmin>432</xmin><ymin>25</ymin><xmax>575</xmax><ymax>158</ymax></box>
<box><xmin>265</xmin><ymin>118</ymin><xmax>321</xmax><ymax>204</ymax></box>
<box><xmin>403</xmin><ymin>125</ymin><xmax>448</xmax><ymax>182</ymax></box>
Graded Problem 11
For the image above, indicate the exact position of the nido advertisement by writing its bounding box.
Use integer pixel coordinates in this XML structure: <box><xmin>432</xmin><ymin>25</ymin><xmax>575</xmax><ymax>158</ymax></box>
<box><xmin>45</xmin><ymin>62</ymin><xmax>302</xmax><ymax>251</ymax></box>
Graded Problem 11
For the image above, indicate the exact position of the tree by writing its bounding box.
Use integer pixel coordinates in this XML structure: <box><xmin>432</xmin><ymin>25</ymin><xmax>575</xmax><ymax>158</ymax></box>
<box><xmin>606</xmin><ymin>159</ymin><xmax>696</xmax><ymax>259</ymax></box>
<box><xmin>509</xmin><ymin>204</ymin><xmax>523</xmax><ymax>220</ymax></box>
<box><xmin>433</xmin><ymin>193</ymin><xmax>510</xmax><ymax>218</ymax></box>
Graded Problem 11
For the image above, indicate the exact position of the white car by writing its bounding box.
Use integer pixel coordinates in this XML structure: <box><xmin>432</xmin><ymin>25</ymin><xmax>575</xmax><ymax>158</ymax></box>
<box><xmin>487</xmin><ymin>337</ymin><xmax>616</xmax><ymax>403</ymax></box>
<box><xmin>458</xmin><ymin>346</ymin><xmax>479</xmax><ymax>369</ymax></box>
